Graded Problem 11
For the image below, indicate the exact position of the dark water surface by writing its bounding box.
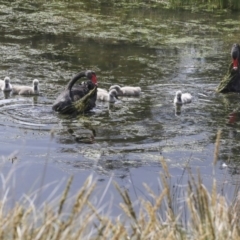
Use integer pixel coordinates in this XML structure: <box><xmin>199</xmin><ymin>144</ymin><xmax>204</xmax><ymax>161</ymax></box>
<box><xmin>0</xmin><ymin>1</ymin><xmax>240</xmax><ymax>214</ymax></box>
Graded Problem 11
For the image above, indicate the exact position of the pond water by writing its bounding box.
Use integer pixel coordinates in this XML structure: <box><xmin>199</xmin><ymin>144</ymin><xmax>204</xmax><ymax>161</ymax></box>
<box><xmin>0</xmin><ymin>1</ymin><xmax>240</xmax><ymax>215</ymax></box>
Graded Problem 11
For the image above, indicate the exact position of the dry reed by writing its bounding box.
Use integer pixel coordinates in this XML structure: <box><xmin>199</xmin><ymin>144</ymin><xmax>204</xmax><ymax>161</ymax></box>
<box><xmin>0</xmin><ymin>148</ymin><xmax>240</xmax><ymax>239</ymax></box>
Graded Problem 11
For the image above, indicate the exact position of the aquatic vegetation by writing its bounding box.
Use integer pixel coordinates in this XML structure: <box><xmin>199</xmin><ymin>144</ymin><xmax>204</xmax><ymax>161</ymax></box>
<box><xmin>0</xmin><ymin>0</ymin><xmax>236</xmax><ymax>52</ymax></box>
<box><xmin>59</xmin><ymin>87</ymin><xmax>98</xmax><ymax>114</ymax></box>
<box><xmin>216</xmin><ymin>62</ymin><xmax>240</xmax><ymax>93</ymax></box>
<box><xmin>169</xmin><ymin>0</ymin><xmax>240</xmax><ymax>10</ymax></box>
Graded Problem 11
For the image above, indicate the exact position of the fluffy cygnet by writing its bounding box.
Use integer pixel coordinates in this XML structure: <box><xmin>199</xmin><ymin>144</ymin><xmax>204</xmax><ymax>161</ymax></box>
<box><xmin>174</xmin><ymin>90</ymin><xmax>192</xmax><ymax>105</ymax></box>
<box><xmin>97</xmin><ymin>87</ymin><xmax>108</xmax><ymax>93</ymax></box>
<box><xmin>12</xmin><ymin>79</ymin><xmax>39</xmax><ymax>95</ymax></box>
<box><xmin>109</xmin><ymin>85</ymin><xmax>141</xmax><ymax>96</ymax></box>
<box><xmin>97</xmin><ymin>89</ymin><xmax>118</xmax><ymax>103</ymax></box>
<box><xmin>0</xmin><ymin>77</ymin><xmax>12</xmax><ymax>92</ymax></box>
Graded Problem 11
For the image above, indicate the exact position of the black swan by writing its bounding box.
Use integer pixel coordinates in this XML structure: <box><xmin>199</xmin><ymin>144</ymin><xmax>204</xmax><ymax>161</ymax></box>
<box><xmin>12</xmin><ymin>79</ymin><xmax>39</xmax><ymax>95</ymax></box>
<box><xmin>52</xmin><ymin>70</ymin><xmax>98</xmax><ymax>113</ymax></box>
<box><xmin>216</xmin><ymin>43</ymin><xmax>240</xmax><ymax>93</ymax></box>
<box><xmin>231</xmin><ymin>43</ymin><xmax>240</xmax><ymax>70</ymax></box>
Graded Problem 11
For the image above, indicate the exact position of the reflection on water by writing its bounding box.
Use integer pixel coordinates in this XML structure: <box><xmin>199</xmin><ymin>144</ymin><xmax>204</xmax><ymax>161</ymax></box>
<box><xmin>0</xmin><ymin>2</ymin><xmax>239</xmax><ymax>211</ymax></box>
<box><xmin>3</xmin><ymin>91</ymin><xmax>11</xmax><ymax>99</ymax></box>
<box><xmin>174</xmin><ymin>104</ymin><xmax>182</xmax><ymax>116</ymax></box>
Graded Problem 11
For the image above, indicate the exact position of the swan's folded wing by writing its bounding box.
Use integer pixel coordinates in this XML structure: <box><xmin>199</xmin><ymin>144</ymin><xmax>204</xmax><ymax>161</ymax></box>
<box><xmin>60</xmin><ymin>87</ymin><xmax>97</xmax><ymax>114</ymax></box>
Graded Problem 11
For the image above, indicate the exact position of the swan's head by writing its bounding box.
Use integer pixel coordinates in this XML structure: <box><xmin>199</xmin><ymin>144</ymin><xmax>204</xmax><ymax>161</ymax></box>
<box><xmin>109</xmin><ymin>85</ymin><xmax>122</xmax><ymax>95</ymax></box>
<box><xmin>109</xmin><ymin>89</ymin><xmax>118</xmax><ymax>99</ymax></box>
<box><xmin>231</xmin><ymin>43</ymin><xmax>240</xmax><ymax>70</ymax></box>
<box><xmin>33</xmin><ymin>79</ymin><xmax>39</xmax><ymax>86</ymax></box>
<box><xmin>33</xmin><ymin>79</ymin><xmax>39</xmax><ymax>91</ymax></box>
<box><xmin>4</xmin><ymin>77</ymin><xmax>11</xmax><ymax>88</ymax></box>
<box><xmin>176</xmin><ymin>90</ymin><xmax>182</xmax><ymax>99</ymax></box>
<box><xmin>4</xmin><ymin>77</ymin><xmax>10</xmax><ymax>84</ymax></box>
<box><xmin>85</xmin><ymin>70</ymin><xmax>97</xmax><ymax>86</ymax></box>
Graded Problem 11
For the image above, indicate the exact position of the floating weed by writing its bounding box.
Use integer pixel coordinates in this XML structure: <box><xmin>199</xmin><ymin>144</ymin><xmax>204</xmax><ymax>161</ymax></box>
<box><xmin>167</xmin><ymin>36</ymin><xmax>196</xmax><ymax>44</ymax></box>
<box><xmin>169</xmin><ymin>0</ymin><xmax>240</xmax><ymax>10</ymax></box>
<box><xmin>0</xmin><ymin>0</ymin><xmax>236</xmax><ymax>50</ymax></box>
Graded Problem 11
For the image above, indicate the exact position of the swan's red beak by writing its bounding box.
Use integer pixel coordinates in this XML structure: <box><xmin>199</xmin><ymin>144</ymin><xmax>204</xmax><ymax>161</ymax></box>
<box><xmin>91</xmin><ymin>74</ymin><xmax>98</xmax><ymax>86</ymax></box>
<box><xmin>228</xmin><ymin>112</ymin><xmax>237</xmax><ymax>124</ymax></box>
<box><xmin>233</xmin><ymin>58</ymin><xmax>238</xmax><ymax>70</ymax></box>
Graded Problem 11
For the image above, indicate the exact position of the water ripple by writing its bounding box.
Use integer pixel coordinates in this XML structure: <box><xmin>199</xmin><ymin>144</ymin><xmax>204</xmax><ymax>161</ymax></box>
<box><xmin>0</xmin><ymin>97</ymin><xmax>57</xmax><ymax>130</ymax></box>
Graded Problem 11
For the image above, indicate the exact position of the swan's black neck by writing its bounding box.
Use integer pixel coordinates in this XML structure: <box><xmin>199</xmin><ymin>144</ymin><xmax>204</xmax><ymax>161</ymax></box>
<box><xmin>67</xmin><ymin>71</ymin><xmax>86</xmax><ymax>90</ymax></box>
<box><xmin>231</xmin><ymin>43</ymin><xmax>240</xmax><ymax>59</ymax></box>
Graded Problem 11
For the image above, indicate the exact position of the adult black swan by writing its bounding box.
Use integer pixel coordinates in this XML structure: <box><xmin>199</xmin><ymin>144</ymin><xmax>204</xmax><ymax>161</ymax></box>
<box><xmin>216</xmin><ymin>43</ymin><xmax>240</xmax><ymax>93</ymax></box>
<box><xmin>52</xmin><ymin>70</ymin><xmax>98</xmax><ymax>114</ymax></box>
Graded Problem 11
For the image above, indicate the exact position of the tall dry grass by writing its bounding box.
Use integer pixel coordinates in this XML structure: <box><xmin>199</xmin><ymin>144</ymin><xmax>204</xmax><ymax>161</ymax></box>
<box><xmin>0</xmin><ymin>131</ymin><xmax>240</xmax><ymax>239</ymax></box>
<box><xmin>0</xmin><ymin>172</ymin><xmax>239</xmax><ymax>239</ymax></box>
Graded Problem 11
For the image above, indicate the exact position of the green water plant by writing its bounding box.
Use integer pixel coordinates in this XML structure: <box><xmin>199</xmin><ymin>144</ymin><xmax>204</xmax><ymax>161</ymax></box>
<box><xmin>58</xmin><ymin>87</ymin><xmax>97</xmax><ymax>115</ymax></box>
<box><xmin>216</xmin><ymin>63</ymin><xmax>240</xmax><ymax>93</ymax></box>
<box><xmin>169</xmin><ymin>0</ymin><xmax>240</xmax><ymax>10</ymax></box>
